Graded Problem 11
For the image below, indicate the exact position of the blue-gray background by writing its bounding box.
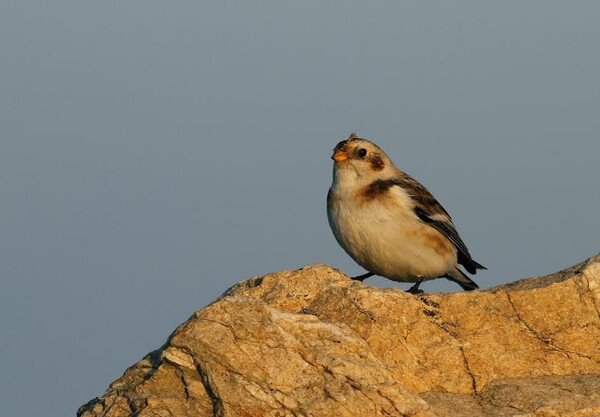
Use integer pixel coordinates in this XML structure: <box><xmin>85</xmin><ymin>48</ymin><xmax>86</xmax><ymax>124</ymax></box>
<box><xmin>1</xmin><ymin>2</ymin><xmax>599</xmax><ymax>416</ymax></box>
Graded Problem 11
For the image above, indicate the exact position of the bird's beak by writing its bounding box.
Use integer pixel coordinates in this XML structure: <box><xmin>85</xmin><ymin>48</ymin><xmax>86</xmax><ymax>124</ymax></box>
<box><xmin>332</xmin><ymin>151</ymin><xmax>348</xmax><ymax>163</ymax></box>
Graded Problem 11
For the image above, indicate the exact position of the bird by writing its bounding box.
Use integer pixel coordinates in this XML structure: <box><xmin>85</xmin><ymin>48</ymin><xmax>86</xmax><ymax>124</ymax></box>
<box><xmin>327</xmin><ymin>133</ymin><xmax>486</xmax><ymax>293</ymax></box>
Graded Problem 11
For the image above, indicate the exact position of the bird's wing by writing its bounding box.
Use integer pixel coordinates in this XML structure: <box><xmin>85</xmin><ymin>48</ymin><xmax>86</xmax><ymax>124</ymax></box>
<box><xmin>394</xmin><ymin>175</ymin><xmax>451</xmax><ymax>219</ymax></box>
<box><xmin>393</xmin><ymin>175</ymin><xmax>483</xmax><ymax>274</ymax></box>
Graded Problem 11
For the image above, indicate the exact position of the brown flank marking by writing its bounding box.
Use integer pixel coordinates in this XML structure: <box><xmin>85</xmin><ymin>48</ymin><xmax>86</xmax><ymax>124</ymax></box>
<box><xmin>423</xmin><ymin>230</ymin><xmax>453</xmax><ymax>256</ymax></box>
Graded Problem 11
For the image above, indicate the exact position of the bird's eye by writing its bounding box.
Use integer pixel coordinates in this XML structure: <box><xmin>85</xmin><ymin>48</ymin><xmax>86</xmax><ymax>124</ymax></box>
<box><xmin>357</xmin><ymin>148</ymin><xmax>368</xmax><ymax>158</ymax></box>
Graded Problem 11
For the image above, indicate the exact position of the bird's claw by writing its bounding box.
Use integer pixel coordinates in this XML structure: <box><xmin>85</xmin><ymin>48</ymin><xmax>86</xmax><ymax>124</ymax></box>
<box><xmin>406</xmin><ymin>279</ymin><xmax>424</xmax><ymax>294</ymax></box>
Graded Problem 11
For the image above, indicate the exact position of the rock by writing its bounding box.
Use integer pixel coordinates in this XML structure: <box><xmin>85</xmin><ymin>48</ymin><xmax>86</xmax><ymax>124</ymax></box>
<box><xmin>78</xmin><ymin>254</ymin><xmax>600</xmax><ymax>417</ymax></box>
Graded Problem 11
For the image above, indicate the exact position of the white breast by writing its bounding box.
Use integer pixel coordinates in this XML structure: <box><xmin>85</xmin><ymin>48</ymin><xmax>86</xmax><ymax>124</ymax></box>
<box><xmin>327</xmin><ymin>182</ymin><xmax>456</xmax><ymax>282</ymax></box>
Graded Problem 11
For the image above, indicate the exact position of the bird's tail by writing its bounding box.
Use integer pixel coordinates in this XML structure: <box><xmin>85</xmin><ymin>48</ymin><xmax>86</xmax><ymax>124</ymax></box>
<box><xmin>472</xmin><ymin>260</ymin><xmax>487</xmax><ymax>271</ymax></box>
<box><xmin>444</xmin><ymin>267</ymin><xmax>479</xmax><ymax>291</ymax></box>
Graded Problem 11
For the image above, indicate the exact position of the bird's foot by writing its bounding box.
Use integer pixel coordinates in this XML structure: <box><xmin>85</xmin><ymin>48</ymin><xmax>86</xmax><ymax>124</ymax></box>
<box><xmin>406</xmin><ymin>279</ymin><xmax>424</xmax><ymax>294</ymax></box>
<box><xmin>351</xmin><ymin>272</ymin><xmax>374</xmax><ymax>282</ymax></box>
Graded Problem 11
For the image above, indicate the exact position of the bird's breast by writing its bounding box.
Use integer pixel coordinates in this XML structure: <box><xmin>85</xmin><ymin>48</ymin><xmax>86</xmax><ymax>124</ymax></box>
<box><xmin>327</xmin><ymin>185</ymin><xmax>416</xmax><ymax>255</ymax></box>
<box><xmin>327</xmin><ymin>184</ymin><xmax>456</xmax><ymax>280</ymax></box>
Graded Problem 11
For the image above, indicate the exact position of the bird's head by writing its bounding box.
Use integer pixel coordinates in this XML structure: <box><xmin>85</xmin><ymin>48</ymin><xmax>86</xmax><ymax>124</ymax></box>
<box><xmin>331</xmin><ymin>133</ymin><xmax>396</xmax><ymax>185</ymax></box>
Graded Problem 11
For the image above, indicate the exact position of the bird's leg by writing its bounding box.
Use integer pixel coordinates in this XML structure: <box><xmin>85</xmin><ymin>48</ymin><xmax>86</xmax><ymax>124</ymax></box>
<box><xmin>407</xmin><ymin>279</ymin><xmax>424</xmax><ymax>294</ymax></box>
<box><xmin>351</xmin><ymin>272</ymin><xmax>374</xmax><ymax>281</ymax></box>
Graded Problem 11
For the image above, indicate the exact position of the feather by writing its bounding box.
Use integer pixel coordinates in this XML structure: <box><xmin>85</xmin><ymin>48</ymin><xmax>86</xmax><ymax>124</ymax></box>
<box><xmin>390</xmin><ymin>173</ymin><xmax>486</xmax><ymax>274</ymax></box>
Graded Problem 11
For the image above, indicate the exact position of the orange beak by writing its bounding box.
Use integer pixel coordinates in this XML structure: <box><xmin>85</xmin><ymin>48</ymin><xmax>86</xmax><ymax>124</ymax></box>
<box><xmin>332</xmin><ymin>151</ymin><xmax>348</xmax><ymax>163</ymax></box>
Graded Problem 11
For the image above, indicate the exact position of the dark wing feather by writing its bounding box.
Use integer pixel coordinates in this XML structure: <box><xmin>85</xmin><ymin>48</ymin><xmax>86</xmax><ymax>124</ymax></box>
<box><xmin>394</xmin><ymin>174</ymin><xmax>486</xmax><ymax>274</ymax></box>
<box><xmin>413</xmin><ymin>207</ymin><xmax>482</xmax><ymax>273</ymax></box>
<box><xmin>393</xmin><ymin>176</ymin><xmax>451</xmax><ymax>218</ymax></box>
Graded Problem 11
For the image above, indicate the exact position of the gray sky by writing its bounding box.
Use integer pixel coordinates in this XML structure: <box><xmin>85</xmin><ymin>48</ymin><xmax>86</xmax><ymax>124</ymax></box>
<box><xmin>1</xmin><ymin>2</ymin><xmax>599</xmax><ymax>416</ymax></box>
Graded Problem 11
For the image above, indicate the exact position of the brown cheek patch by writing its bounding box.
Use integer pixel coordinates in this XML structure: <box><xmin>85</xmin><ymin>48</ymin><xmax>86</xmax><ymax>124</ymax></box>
<box><xmin>369</xmin><ymin>155</ymin><xmax>385</xmax><ymax>171</ymax></box>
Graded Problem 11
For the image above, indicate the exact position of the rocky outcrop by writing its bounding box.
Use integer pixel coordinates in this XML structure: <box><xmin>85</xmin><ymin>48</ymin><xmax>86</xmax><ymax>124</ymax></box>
<box><xmin>78</xmin><ymin>254</ymin><xmax>600</xmax><ymax>417</ymax></box>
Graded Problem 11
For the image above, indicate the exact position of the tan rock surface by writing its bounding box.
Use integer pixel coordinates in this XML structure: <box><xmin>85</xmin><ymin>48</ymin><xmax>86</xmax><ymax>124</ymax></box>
<box><xmin>78</xmin><ymin>254</ymin><xmax>600</xmax><ymax>417</ymax></box>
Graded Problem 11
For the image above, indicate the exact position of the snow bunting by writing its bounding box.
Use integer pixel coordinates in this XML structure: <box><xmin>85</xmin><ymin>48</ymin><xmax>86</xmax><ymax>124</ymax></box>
<box><xmin>327</xmin><ymin>133</ymin><xmax>485</xmax><ymax>292</ymax></box>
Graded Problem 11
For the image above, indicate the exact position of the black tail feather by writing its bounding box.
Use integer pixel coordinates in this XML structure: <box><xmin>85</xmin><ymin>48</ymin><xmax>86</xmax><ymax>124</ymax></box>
<box><xmin>444</xmin><ymin>269</ymin><xmax>479</xmax><ymax>291</ymax></box>
<box><xmin>459</xmin><ymin>254</ymin><xmax>487</xmax><ymax>274</ymax></box>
